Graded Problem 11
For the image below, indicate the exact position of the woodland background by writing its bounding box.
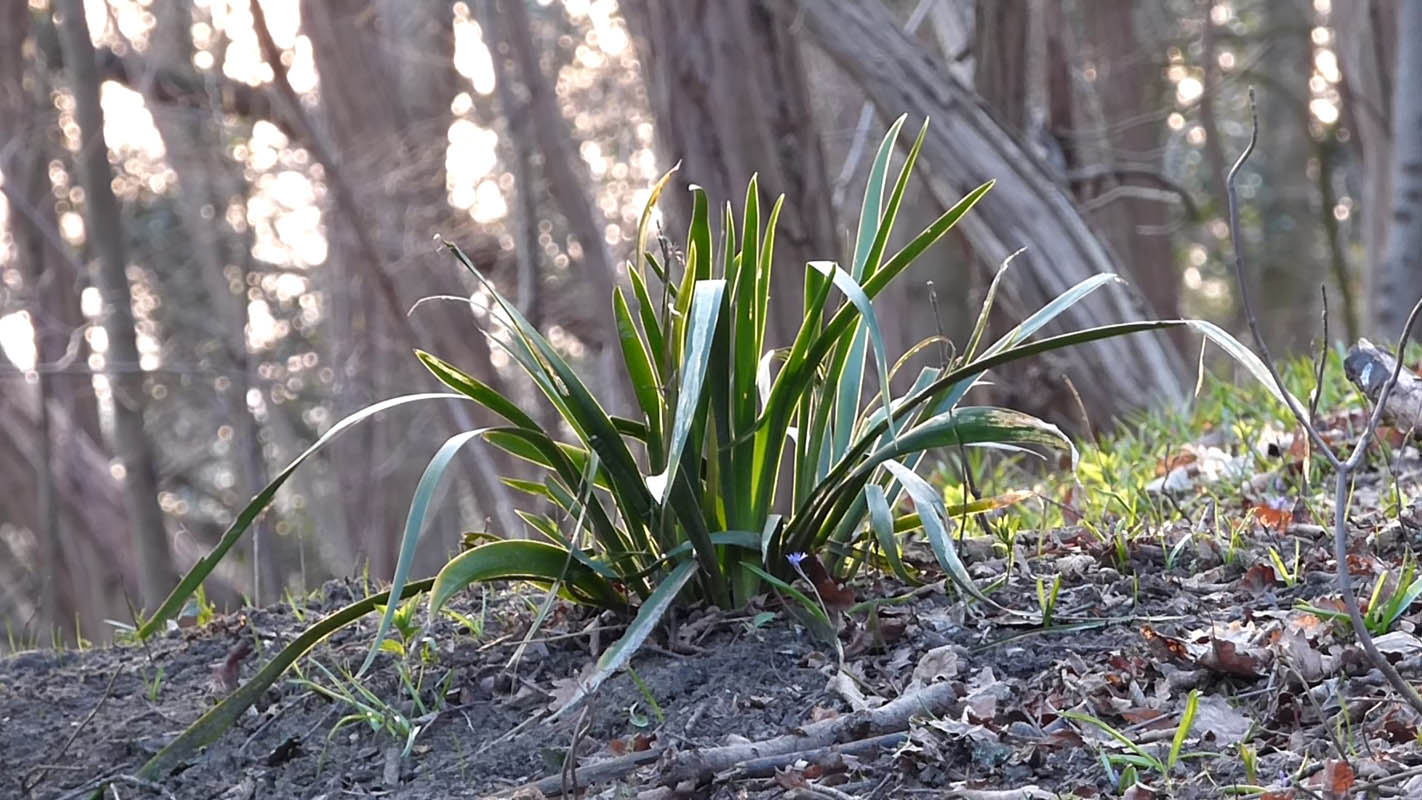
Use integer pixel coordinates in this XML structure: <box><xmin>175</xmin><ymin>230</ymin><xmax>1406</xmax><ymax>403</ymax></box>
<box><xmin>1</xmin><ymin>0</ymin><xmax>1419</xmax><ymax>647</ymax></box>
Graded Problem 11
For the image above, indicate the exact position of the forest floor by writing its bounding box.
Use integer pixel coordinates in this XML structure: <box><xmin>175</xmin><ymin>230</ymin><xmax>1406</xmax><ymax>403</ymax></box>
<box><xmin>8</xmin><ymin>365</ymin><xmax>1422</xmax><ymax>799</ymax></box>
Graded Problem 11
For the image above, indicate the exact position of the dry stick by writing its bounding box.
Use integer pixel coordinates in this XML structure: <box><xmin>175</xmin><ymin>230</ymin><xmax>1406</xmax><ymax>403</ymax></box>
<box><xmin>1302</xmin><ymin>287</ymin><xmax>1330</xmax><ymax>495</ymax></box>
<box><xmin>506</xmin><ymin>680</ymin><xmax>955</xmax><ymax>796</ymax></box>
<box><xmin>1225</xmin><ymin>88</ymin><xmax>1422</xmax><ymax>717</ymax></box>
<box><xmin>20</xmin><ymin>668</ymin><xmax>122</xmax><ymax>795</ymax></box>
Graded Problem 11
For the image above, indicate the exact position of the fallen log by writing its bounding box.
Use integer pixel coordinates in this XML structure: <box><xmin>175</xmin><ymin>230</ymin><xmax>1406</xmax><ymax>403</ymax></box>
<box><xmin>501</xmin><ymin>680</ymin><xmax>957</xmax><ymax>797</ymax></box>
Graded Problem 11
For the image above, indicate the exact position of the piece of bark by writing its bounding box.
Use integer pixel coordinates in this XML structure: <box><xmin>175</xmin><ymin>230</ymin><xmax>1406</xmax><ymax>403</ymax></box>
<box><xmin>506</xmin><ymin>680</ymin><xmax>956</xmax><ymax>796</ymax></box>
<box><xmin>1344</xmin><ymin>339</ymin><xmax>1422</xmax><ymax>431</ymax></box>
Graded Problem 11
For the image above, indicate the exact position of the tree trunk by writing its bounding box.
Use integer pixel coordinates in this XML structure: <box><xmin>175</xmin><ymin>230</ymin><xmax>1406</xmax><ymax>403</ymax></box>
<box><xmin>55</xmin><ymin>0</ymin><xmax>176</xmax><ymax>609</ymax></box>
<box><xmin>622</xmin><ymin>0</ymin><xmax>839</xmax><ymax>351</ymax></box>
<box><xmin>1250</xmin><ymin>0</ymin><xmax>1323</xmax><ymax>353</ymax></box>
<box><xmin>143</xmin><ymin>0</ymin><xmax>281</xmax><ymax>604</ymax></box>
<box><xmin>294</xmin><ymin>0</ymin><xmax>519</xmax><ymax>573</ymax></box>
<box><xmin>795</xmin><ymin>0</ymin><xmax>1186</xmax><ymax>419</ymax></box>
<box><xmin>1068</xmin><ymin>1</ymin><xmax>1181</xmax><ymax>338</ymax></box>
<box><xmin>1377</xmin><ymin>0</ymin><xmax>1422</xmax><ymax>335</ymax></box>
<box><xmin>1334</xmin><ymin>0</ymin><xmax>1396</xmax><ymax>338</ymax></box>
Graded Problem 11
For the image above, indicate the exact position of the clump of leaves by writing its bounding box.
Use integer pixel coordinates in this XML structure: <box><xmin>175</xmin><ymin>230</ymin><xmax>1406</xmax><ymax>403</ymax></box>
<box><xmin>130</xmin><ymin>117</ymin><xmax>1281</xmax><ymax>781</ymax></box>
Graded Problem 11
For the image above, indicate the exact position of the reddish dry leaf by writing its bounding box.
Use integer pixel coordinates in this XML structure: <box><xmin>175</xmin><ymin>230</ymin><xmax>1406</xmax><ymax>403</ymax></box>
<box><xmin>1380</xmin><ymin>707</ymin><xmax>1420</xmax><ymax>743</ymax></box>
<box><xmin>1250</xmin><ymin>505</ymin><xmax>1294</xmax><ymax>532</ymax></box>
<box><xmin>1198</xmin><ymin>636</ymin><xmax>1267</xmax><ymax>678</ymax></box>
<box><xmin>1241</xmin><ymin>562</ymin><xmax>1283</xmax><ymax>593</ymax></box>
<box><xmin>1346</xmin><ymin>553</ymin><xmax>1378</xmax><ymax>576</ymax></box>
<box><xmin>1037</xmin><ymin>729</ymin><xmax>1085</xmax><ymax>750</ymax></box>
<box><xmin>803</xmin><ymin>552</ymin><xmax>854</xmax><ymax>614</ymax></box>
<box><xmin>1156</xmin><ymin>451</ymin><xmax>1198</xmax><ymax>476</ymax></box>
<box><xmin>773</xmin><ymin>768</ymin><xmax>809</xmax><ymax>790</ymax></box>
<box><xmin>1141</xmin><ymin>626</ymin><xmax>1192</xmax><ymax>665</ymax></box>
<box><xmin>1312</xmin><ymin>760</ymin><xmax>1354</xmax><ymax>798</ymax></box>
<box><xmin>1118</xmin><ymin>708</ymin><xmax>1169</xmax><ymax>727</ymax></box>
<box><xmin>214</xmin><ymin>638</ymin><xmax>252</xmax><ymax>692</ymax></box>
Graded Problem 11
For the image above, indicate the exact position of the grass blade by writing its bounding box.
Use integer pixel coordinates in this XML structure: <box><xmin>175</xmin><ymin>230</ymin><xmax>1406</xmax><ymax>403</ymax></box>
<box><xmin>1169</xmin><ymin>690</ymin><xmax>1200</xmax><ymax>770</ymax></box>
<box><xmin>429</xmin><ymin>540</ymin><xmax>625</xmax><ymax>614</ymax></box>
<box><xmin>137</xmin><ymin>393</ymin><xmax>467</xmax><ymax>639</ymax></box>
<box><xmin>552</xmin><ymin>558</ymin><xmax>698</xmax><ymax>718</ymax></box>
<box><xmin>137</xmin><ymin>578</ymin><xmax>435</xmax><ymax>779</ymax></box>
<box><xmin>359</xmin><ymin>430</ymin><xmax>483</xmax><ymax>676</ymax></box>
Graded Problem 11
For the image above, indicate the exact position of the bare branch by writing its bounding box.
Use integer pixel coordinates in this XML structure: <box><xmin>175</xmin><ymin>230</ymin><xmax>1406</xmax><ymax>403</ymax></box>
<box><xmin>1226</xmin><ymin>86</ymin><xmax>1422</xmax><ymax>718</ymax></box>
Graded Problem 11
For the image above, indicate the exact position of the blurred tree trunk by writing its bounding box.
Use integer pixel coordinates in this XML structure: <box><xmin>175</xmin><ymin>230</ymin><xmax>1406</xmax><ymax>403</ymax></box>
<box><xmin>1068</xmin><ymin>1</ymin><xmax>1181</xmax><ymax>340</ymax></box>
<box><xmin>622</xmin><ymin>0</ymin><xmax>839</xmax><ymax>351</ymax></box>
<box><xmin>1250</xmin><ymin>0</ymin><xmax>1322</xmax><ymax>353</ymax></box>
<box><xmin>1334</xmin><ymin>1</ymin><xmax>1396</xmax><ymax>338</ymax></box>
<box><xmin>796</xmin><ymin>0</ymin><xmax>1186</xmax><ymax>419</ymax></box>
<box><xmin>1</xmin><ymin>2</ymin><xmax>64</xmax><ymax>634</ymax></box>
<box><xmin>1377</xmin><ymin>0</ymin><xmax>1422</xmax><ymax>336</ymax></box>
<box><xmin>295</xmin><ymin>0</ymin><xmax>518</xmax><ymax>573</ymax></box>
<box><xmin>145</xmin><ymin>0</ymin><xmax>280</xmax><ymax>603</ymax></box>
<box><xmin>55</xmin><ymin>0</ymin><xmax>176</xmax><ymax>609</ymax></box>
<box><xmin>492</xmin><ymin>0</ymin><xmax>627</xmax><ymax>413</ymax></box>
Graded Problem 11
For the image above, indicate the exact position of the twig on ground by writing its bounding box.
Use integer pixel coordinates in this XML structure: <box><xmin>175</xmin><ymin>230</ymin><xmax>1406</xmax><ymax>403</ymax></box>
<box><xmin>562</xmin><ymin>703</ymin><xmax>593</xmax><ymax>798</ymax></box>
<box><xmin>508</xmin><ymin>680</ymin><xmax>956</xmax><ymax>796</ymax></box>
<box><xmin>1224</xmin><ymin>86</ymin><xmax>1422</xmax><ymax>718</ymax></box>
<box><xmin>21</xmin><ymin>667</ymin><xmax>122</xmax><ymax>795</ymax></box>
<box><xmin>723</xmin><ymin>731</ymin><xmax>905</xmax><ymax>779</ymax></box>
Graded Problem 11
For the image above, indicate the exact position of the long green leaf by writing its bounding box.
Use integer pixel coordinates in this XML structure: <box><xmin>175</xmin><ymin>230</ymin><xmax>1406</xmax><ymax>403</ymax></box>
<box><xmin>137</xmin><ymin>578</ymin><xmax>434</xmax><ymax>779</ymax></box>
<box><xmin>552</xmin><ymin>558</ymin><xmax>698</xmax><ymax>718</ymax></box>
<box><xmin>359</xmin><ymin>430</ymin><xmax>483</xmax><ymax>676</ymax></box>
<box><xmin>648</xmin><ymin>279</ymin><xmax>725</xmax><ymax>501</ymax></box>
<box><xmin>809</xmin><ymin>260</ymin><xmax>896</xmax><ymax>444</ymax></box>
<box><xmin>447</xmin><ymin>242</ymin><xmax>655</xmax><ymax>554</ymax></box>
<box><xmin>636</xmin><ymin>163</ymin><xmax>679</xmax><ymax>279</ymax></box>
<box><xmin>417</xmin><ymin>351</ymin><xmax>539</xmax><ymax>430</ymax></box>
<box><xmin>851</xmin><ymin>114</ymin><xmax>905</xmax><ymax>278</ymax></box>
<box><xmin>865</xmin><ymin>484</ymin><xmax>912</xmax><ymax>583</ymax></box>
<box><xmin>137</xmin><ymin>393</ymin><xmax>467</xmax><ymax>639</ymax></box>
<box><xmin>881</xmin><ymin>460</ymin><xmax>997</xmax><ymax>606</ymax></box>
<box><xmin>742</xmin><ymin>563</ymin><xmax>832</xmax><ymax>629</ymax></box>
<box><xmin>613</xmin><ymin>287</ymin><xmax>663</xmax><ymax>450</ymax></box>
<box><xmin>429</xmin><ymin>540</ymin><xmax>624</xmax><ymax>614</ymax></box>
<box><xmin>763</xmin><ymin>181</ymin><xmax>992</xmax><ymax>452</ymax></box>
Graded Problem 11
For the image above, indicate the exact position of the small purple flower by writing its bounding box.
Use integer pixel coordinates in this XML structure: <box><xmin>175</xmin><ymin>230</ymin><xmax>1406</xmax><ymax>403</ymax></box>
<box><xmin>787</xmin><ymin>552</ymin><xmax>808</xmax><ymax>567</ymax></box>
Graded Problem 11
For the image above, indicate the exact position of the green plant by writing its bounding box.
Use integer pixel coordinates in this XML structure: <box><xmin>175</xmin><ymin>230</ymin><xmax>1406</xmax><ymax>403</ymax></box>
<box><xmin>1266</xmin><ymin>541</ymin><xmax>1301</xmax><ymax>588</ymax></box>
<box><xmin>1064</xmin><ymin>689</ymin><xmax>1207</xmax><ymax>788</ymax></box>
<box><xmin>1300</xmin><ymin>550</ymin><xmax>1422</xmax><ymax>636</ymax></box>
<box><xmin>1036</xmin><ymin>573</ymin><xmax>1062</xmax><ymax>628</ymax></box>
<box><xmin>145</xmin><ymin>666</ymin><xmax>164</xmax><ymax>702</ymax></box>
<box><xmin>130</xmin><ymin>117</ymin><xmax>1286</xmax><ymax>783</ymax></box>
<box><xmin>291</xmin><ymin>659</ymin><xmax>422</xmax><ymax>763</ymax></box>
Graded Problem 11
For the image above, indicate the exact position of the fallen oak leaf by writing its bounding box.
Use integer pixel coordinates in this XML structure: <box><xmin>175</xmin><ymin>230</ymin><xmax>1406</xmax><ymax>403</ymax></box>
<box><xmin>1141</xmin><ymin>626</ymin><xmax>1192</xmax><ymax>666</ymax></box>
<box><xmin>1241</xmin><ymin>563</ymin><xmax>1283</xmax><ymax>593</ymax></box>
<box><xmin>1312</xmin><ymin>759</ymin><xmax>1354</xmax><ymax>798</ymax></box>
<box><xmin>1198</xmin><ymin>636</ymin><xmax>1268</xmax><ymax>678</ymax></box>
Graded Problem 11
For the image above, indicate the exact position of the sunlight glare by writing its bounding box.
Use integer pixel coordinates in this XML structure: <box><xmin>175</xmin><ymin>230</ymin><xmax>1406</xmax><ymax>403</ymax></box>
<box><xmin>0</xmin><ymin>311</ymin><xmax>37</xmax><ymax>371</ymax></box>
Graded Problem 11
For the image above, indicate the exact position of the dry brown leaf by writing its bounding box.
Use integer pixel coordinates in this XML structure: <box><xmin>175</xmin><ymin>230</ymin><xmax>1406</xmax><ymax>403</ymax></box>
<box><xmin>1312</xmin><ymin>760</ymin><xmax>1355</xmax><ymax>798</ymax></box>
<box><xmin>1198</xmin><ymin>636</ymin><xmax>1267</xmax><ymax>678</ymax></box>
